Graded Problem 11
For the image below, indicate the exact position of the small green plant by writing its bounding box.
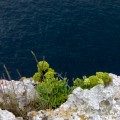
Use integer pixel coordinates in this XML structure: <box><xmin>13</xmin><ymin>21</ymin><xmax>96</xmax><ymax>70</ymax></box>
<box><xmin>71</xmin><ymin>72</ymin><xmax>111</xmax><ymax>90</ymax></box>
<box><xmin>96</xmin><ymin>72</ymin><xmax>112</xmax><ymax>86</ymax></box>
<box><xmin>33</xmin><ymin>60</ymin><xmax>70</xmax><ymax>109</ymax></box>
<box><xmin>37</xmin><ymin>61</ymin><xmax>49</xmax><ymax>72</ymax></box>
<box><xmin>33</xmin><ymin>61</ymin><xmax>56</xmax><ymax>82</ymax></box>
<box><xmin>36</xmin><ymin>77</ymin><xmax>70</xmax><ymax>109</ymax></box>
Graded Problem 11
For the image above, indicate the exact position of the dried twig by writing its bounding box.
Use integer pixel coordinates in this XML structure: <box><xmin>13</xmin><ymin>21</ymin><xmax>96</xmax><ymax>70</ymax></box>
<box><xmin>3</xmin><ymin>65</ymin><xmax>11</xmax><ymax>80</ymax></box>
<box><xmin>16</xmin><ymin>69</ymin><xmax>22</xmax><ymax>78</ymax></box>
<box><xmin>31</xmin><ymin>50</ymin><xmax>38</xmax><ymax>63</ymax></box>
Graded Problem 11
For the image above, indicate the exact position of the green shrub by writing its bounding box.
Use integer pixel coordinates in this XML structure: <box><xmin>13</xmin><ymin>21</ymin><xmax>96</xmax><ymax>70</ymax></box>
<box><xmin>96</xmin><ymin>72</ymin><xmax>111</xmax><ymax>86</ymax></box>
<box><xmin>36</xmin><ymin>77</ymin><xmax>70</xmax><ymax>109</ymax></box>
<box><xmin>33</xmin><ymin>60</ymin><xmax>70</xmax><ymax>109</ymax></box>
<box><xmin>33</xmin><ymin>61</ymin><xmax>56</xmax><ymax>82</ymax></box>
<box><xmin>44</xmin><ymin>71</ymin><xmax>56</xmax><ymax>79</ymax></box>
<box><xmin>72</xmin><ymin>72</ymin><xmax>111</xmax><ymax>90</ymax></box>
<box><xmin>33</xmin><ymin>60</ymin><xmax>112</xmax><ymax>109</ymax></box>
<box><xmin>33</xmin><ymin>72</ymin><xmax>42</xmax><ymax>82</ymax></box>
<box><xmin>70</xmin><ymin>78</ymin><xmax>84</xmax><ymax>91</ymax></box>
<box><xmin>37</xmin><ymin>61</ymin><xmax>49</xmax><ymax>72</ymax></box>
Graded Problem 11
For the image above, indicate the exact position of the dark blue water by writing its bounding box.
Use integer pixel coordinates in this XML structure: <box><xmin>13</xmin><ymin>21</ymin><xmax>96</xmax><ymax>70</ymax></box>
<box><xmin>0</xmin><ymin>0</ymin><xmax>120</xmax><ymax>81</ymax></box>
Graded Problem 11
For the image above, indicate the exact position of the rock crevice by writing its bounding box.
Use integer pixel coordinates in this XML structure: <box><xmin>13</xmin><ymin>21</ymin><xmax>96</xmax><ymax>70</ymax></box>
<box><xmin>0</xmin><ymin>73</ymin><xmax>120</xmax><ymax>120</ymax></box>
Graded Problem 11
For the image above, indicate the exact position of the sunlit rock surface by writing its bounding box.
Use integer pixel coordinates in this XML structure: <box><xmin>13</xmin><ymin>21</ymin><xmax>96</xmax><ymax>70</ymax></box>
<box><xmin>0</xmin><ymin>78</ymin><xmax>37</xmax><ymax>109</ymax></box>
<box><xmin>0</xmin><ymin>73</ymin><xmax>120</xmax><ymax>120</ymax></box>
<box><xmin>0</xmin><ymin>108</ymin><xmax>17</xmax><ymax>120</ymax></box>
<box><xmin>28</xmin><ymin>73</ymin><xmax>120</xmax><ymax>120</ymax></box>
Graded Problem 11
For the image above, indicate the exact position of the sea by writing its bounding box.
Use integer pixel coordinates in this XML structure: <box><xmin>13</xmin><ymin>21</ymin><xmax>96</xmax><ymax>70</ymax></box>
<box><xmin>0</xmin><ymin>0</ymin><xmax>120</xmax><ymax>83</ymax></box>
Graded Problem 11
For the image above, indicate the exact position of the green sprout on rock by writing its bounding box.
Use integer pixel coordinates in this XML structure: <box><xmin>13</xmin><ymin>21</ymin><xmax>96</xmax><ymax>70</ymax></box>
<box><xmin>72</xmin><ymin>72</ymin><xmax>111</xmax><ymax>90</ymax></box>
<box><xmin>33</xmin><ymin>72</ymin><xmax>42</xmax><ymax>82</ymax></box>
<box><xmin>96</xmin><ymin>72</ymin><xmax>111</xmax><ymax>86</ymax></box>
<box><xmin>36</xmin><ymin>77</ymin><xmax>70</xmax><ymax>109</ymax></box>
<box><xmin>37</xmin><ymin>61</ymin><xmax>49</xmax><ymax>72</ymax></box>
<box><xmin>33</xmin><ymin>60</ymin><xmax>56</xmax><ymax>82</ymax></box>
<box><xmin>32</xmin><ymin>60</ymin><xmax>70</xmax><ymax>109</ymax></box>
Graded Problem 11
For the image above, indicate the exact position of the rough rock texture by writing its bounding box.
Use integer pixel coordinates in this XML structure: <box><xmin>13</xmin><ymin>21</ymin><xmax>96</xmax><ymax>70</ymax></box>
<box><xmin>0</xmin><ymin>108</ymin><xmax>23</xmax><ymax>120</ymax></box>
<box><xmin>0</xmin><ymin>108</ymin><xmax>17</xmax><ymax>120</ymax></box>
<box><xmin>0</xmin><ymin>78</ymin><xmax>37</xmax><ymax>109</ymax></box>
<box><xmin>27</xmin><ymin>110</ymin><xmax>48</xmax><ymax>120</ymax></box>
<box><xmin>0</xmin><ymin>73</ymin><xmax>120</xmax><ymax>120</ymax></box>
<box><xmin>28</xmin><ymin>73</ymin><xmax>120</xmax><ymax>120</ymax></box>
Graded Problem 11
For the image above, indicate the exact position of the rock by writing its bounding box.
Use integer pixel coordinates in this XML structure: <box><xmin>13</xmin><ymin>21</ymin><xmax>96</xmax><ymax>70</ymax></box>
<box><xmin>0</xmin><ymin>78</ymin><xmax>38</xmax><ymax>110</ymax></box>
<box><xmin>16</xmin><ymin>117</ymin><xmax>23</xmax><ymax>120</ymax></box>
<box><xmin>27</xmin><ymin>110</ymin><xmax>48</xmax><ymax>120</ymax></box>
<box><xmin>27</xmin><ymin>73</ymin><xmax>120</xmax><ymax>120</ymax></box>
<box><xmin>53</xmin><ymin>118</ymin><xmax>64</xmax><ymax>120</ymax></box>
<box><xmin>0</xmin><ymin>108</ymin><xmax>17</xmax><ymax>120</ymax></box>
<box><xmin>0</xmin><ymin>73</ymin><xmax>120</xmax><ymax>120</ymax></box>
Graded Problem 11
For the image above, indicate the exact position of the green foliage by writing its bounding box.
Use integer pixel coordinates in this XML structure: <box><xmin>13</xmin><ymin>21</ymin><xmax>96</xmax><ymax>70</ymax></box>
<box><xmin>2</xmin><ymin>52</ymin><xmax>113</xmax><ymax>116</ymax></box>
<box><xmin>70</xmin><ymin>78</ymin><xmax>84</xmax><ymax>91</ymax></box>
<box><xmin>36</xmin><ymin>78</ymin><xmax>70</xmax><ymax>109</ymax></box>
<box><xmin>44</xmin><ymin>70</ymin><xmax>56</xmax><ymax>79</ymax></box>
<box><xmin>37</xmin><ymin>61</ymin><xmax>49</xmax><ymax>72</ymax></box>
<box><xmin>33</xmin><ymin>60</ymin><xmax>56</xmax><ymax>82</ymax></box>
<box><xmin>72</xmin><ymin>72</ymin><xmax>111</xmax><ymax>90</ymax></box>
<box><xmin>33</xmin><ymin>60</ymin><xmax>111</xmax><ymax>109</ymax></box>
<box><xmin>96</xmin><ymin>72</ymin><xmax>111</xmax><ymax>85</ymax></box>
<box><xmin>33</xmin><ymin>72</ymin><xmax>42</xmax><ymax>82</ymax></box>
<box><xmin>33</xmin><ymin>60</ymin><xmax>70</xmax><ymax>109</ymax></box>
<box><xmin>89</xmin><ymin>76</ymin><xmax>101</xmax><ymax>88</ymax></box>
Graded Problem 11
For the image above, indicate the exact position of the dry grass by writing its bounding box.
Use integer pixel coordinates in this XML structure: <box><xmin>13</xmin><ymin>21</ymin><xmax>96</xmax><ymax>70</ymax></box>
<box><xmin>0</xmin><ymin>79</ymin><xmax>46</xmax><ymax>120</ymax></box>
<box><xmin>0</xmin><ymin>64</ymin><xmax>45</xmax><ymax>120</ymax></box>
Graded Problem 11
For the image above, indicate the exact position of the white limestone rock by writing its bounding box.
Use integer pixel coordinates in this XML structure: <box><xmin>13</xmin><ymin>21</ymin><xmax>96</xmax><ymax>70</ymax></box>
<box><xmin>57</xmin><ymin>73</ymin><xmax>120</xmax><ymax>120</ymax></box>
<box><xmin>29</xmin><ymin>73</ymin><xmax>120</xmax><ymax>120</ymax></box>
<box><xmin>0</xmin><ymin>73</ymin><xmax>120</xmax><ymax>120</ymax></box>
<box><xmin>53</xmin><ymin>118</ymin><xmax>64</xmax><ymax>120</ymax></box>
<box><xmin>0</xmin><ymin>108</ymin><xmax>17</xmax><ymax>120</ymax></box>
<box><xmin>0</xmin><ymin>78</ymin><xmax>38</xmax><ymax>109</ymax></box>
<box><xmin>27</xmin><ymin>110</ymin><xmax>48</xmax><ymax>120</ymax></box>
<box><xmin>16</xmin><ymin>117</ymin><xmax>23</xmax><ymax>120</ymax></box>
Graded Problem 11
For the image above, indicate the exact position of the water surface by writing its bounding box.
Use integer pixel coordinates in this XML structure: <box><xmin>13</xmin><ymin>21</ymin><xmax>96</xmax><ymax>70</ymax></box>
<box><xmin>0</xmin><ymin>0</ymin><xmax>120</xmax><ymax>82</ymax></box>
